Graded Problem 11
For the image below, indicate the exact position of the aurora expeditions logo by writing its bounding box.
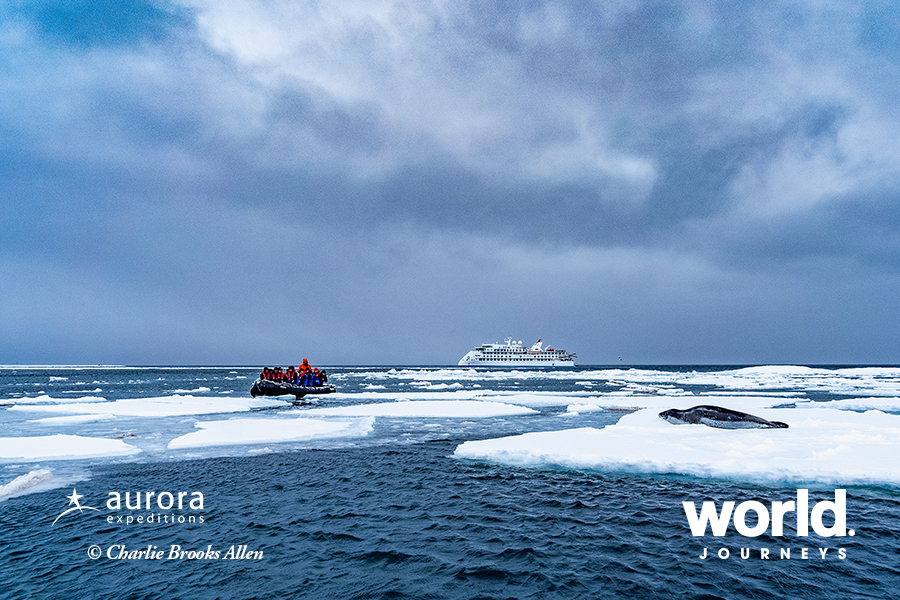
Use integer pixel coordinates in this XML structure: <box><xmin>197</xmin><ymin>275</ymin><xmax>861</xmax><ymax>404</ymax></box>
<box><xmin>50</xmin><ymin>488</ymin><xmax>206</xmax><ymax>526</ymax></box>
<box><xmin>52</xmin><ymin>488</ymin><xmax>100</xmax><ymax>526</ymax></box>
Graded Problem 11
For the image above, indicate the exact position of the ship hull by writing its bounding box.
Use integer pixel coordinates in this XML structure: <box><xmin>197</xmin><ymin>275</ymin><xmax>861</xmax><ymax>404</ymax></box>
<box><xmin>458</xmin><ymin>359</ymin><xmax>575</xmax><ymax>367</ymax></box>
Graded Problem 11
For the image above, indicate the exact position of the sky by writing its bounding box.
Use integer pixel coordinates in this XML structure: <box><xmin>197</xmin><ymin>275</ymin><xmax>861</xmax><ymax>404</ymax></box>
<box><xmin>1</xmin><ymin>0</ymin><xmax>899</xmax><ymax>366</ymax></box>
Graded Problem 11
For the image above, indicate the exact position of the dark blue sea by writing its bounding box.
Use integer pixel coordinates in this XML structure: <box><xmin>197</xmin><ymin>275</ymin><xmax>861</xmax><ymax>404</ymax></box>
<box><xmin>1</xmin><ymin>366</ymin><xmax>898</xmax><ymax>599</ymax></box>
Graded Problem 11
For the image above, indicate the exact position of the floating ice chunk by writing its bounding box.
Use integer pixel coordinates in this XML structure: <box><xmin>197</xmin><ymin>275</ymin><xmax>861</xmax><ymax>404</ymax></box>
<box><xmin>704</xmin><ymin>391</ymin><xmax>805</xmax><ymax>397</ymax></box>
<box><xmin>455</xmin><ymin>408</ymin><xmax>900</xmax><ymax>486</ymax></box>
<box><xmin>565</xmin><ymin>395</ymin><xmax>790</xmax><ymax>412</ymax></box>
<box><xmin>168</xmin><ymin>416</ymin><xmax>374</xmax><ymax>449</ymax></box>
<box><xmin>839</xmin><ymin>386</ymin><xmax>900</xmax><ymax>397</ymax></box>
<box><xmin>11</xmin><ymin>395</ymin><xmax>107</xmax><ymax>405</ymax></box>
<box><xmin>566</xmin><ymin>403</ymin><xmax>605</xmax><ymax>414</ymax></box>
<box><xmin>478</xmin><ymin>393</ymin><xmax>579</xmax><ymax>408</ymax></box>
<box><xmin>422</xmin><ymin>383</ymin><xmax>465</xmax><ymax>390</ymax></box>
<box><xmin>30</xmin><ymin>414</ymin><xmax>117</xmax><ymax>425</ymax></box>
<box><xmin>8</xmin><ymin>395</ymin><xmax>288</xmax><ymax>417</ymax></box>
<box><xmin>796</xmin><ymin>398</ymin><xmax>900</xmax><ymax>412</ymax></box>
<box><xmin>302</xmin><ymin>400</ymin><xmax>537</xmax><ymax>418</ymax></box>
<box><xmin>330</xmin><ymin>390</ymin><xmax>491</xmax><ymax>403</ymax></box>
<box><xmin>0</xmin><ymin>469</ymin><xmax>54</xmax><ymax>498</ymax></box>
<box><xmin>0</xmin><ymin>434</ymin><xmax>141</xmax><ymax>461</ymax></box>
<box><xmin>731</xmin><ymin>365</ymin><xmax>823</xmax><ymax>376</ymax></box>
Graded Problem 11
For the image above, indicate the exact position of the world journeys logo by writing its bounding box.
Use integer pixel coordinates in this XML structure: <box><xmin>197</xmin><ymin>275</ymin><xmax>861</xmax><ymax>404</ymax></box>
<box><xmin>51</xmin><ymin>488</ymin><xmax>206</xmax><ymax>527</ymax></box>
<box><xmin>684</xmin><ymin>489</ymin><xmax>854</xmax><ymax>560</ymax></box>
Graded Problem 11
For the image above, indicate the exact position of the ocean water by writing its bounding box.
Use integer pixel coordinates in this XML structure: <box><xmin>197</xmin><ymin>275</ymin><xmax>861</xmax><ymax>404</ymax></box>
<box><xmin>1</xmin><ymin>366</ymin><xmax>899</xmax><ymax>599</ymax></box>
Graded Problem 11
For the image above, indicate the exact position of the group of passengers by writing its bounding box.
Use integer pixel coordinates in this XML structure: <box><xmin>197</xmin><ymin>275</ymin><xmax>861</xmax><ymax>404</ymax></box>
<box><xmin>260</xmin><ymin>359</ymin><xmax>328</xmax><ymax>387</ymax></box>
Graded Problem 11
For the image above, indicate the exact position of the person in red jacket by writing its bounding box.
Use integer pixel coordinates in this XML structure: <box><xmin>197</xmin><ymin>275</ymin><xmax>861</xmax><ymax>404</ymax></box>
<box><xmin>299</xmin><ymin>359</ymin><xmax>311</xmax><ymax>386</ymax></box>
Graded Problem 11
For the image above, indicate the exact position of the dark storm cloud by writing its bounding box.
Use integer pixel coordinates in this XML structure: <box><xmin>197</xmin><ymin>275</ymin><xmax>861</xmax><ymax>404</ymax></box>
<box><xmin>1</xmin><ymin>0</ymin><xmax>899</xmax><ymax>364</ymax></box>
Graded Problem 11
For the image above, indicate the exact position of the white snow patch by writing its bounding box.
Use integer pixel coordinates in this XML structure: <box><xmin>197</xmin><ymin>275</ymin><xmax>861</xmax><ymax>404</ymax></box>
<box><xmin>30</xmin><ymin>414</ymin><xmax>117</xmax><ymax>425</ymax></box>
<box><xmin>8</xmin><ymin>395</ymin><xmax>288</xmax><ymax>417</ymax></box>
<box><xmin>11</xmin><ymin>395</ymin><xmax>107</xmax><ymax>405</ymax></box>
<box><xmin>796</xmin><ymin>398</ymin><xmax>900</xmax><ymax>412</ymax></box>
<box><xmin>302</xmin><ymin>400</ymin><xmax>537</xmax><ymax>418</ymax></box>
<box><xmin>455</xmin><ymin>408</ymin><xmax>900</xmax><ymax>486</ymax></box>
<box><xmin>0</xmin><ymin>469</ymin><xmax>54</xmax><ymax>498</ymax></box>
<box><xmin>168</xmin><ymin>417</ymin><xmax>374</xmax><ymax>449</ymax></box>
<box><xmin>0</xmin><ymin>435</ymin><xmax>141</xmax><ymax>461</ymax></box>
<box><xmin>566</xmin><ymin>396</ymin><xmax>795</xmax><ymax>412</ymax></box>
<box><xmin>423</xmin><ymin>383</ymin><xmax>465</xmax><ymax>390</ymax></box>
<box><xmin>565</xmin><ymin>403</ymin><xmax>607</xmax><ymax>415</ymax></box>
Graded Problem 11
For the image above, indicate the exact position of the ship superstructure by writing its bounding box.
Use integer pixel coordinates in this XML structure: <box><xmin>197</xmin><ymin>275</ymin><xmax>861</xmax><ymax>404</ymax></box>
<box><xmin>458</xmin><ymin>338</ymin><xmax>576</xmax><ymax>367</ymax></box>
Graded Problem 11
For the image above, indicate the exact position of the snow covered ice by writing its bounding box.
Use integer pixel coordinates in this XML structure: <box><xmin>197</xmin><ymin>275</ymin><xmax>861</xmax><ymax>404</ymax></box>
<box><xmin>8</xmin><ymin>395</ymin><xmax>288</xmax><ymax>417</ymax></box>
<box><xmin>302</xmin><ymin>399</ymin><xmax>538</xmax><ymax>418</ymax></box>
<box><xmin>455</xmin><ymin>406</ymin><xmax>900</xmax><ymax>486</ymax></box>
<box><xmin>168</xmin><ymin>416</ymin><xmax>375</xmax><ymax>449</ymax></box>
<box><xmin>0</xmin><ymin>469</ymin><xmax>53</xmax><ymax>499</ymax></box>
<box><xmin>0</xmin><ymin>434</ymin><xmax>141</xmax><ymax>461</ymax></box>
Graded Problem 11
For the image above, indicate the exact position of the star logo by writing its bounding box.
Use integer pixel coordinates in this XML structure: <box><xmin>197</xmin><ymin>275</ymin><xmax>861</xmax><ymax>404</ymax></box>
<box><xmin>52</xmin><ymin>488</ymin><xmax>100</xmax><ymax>527</ymax></box>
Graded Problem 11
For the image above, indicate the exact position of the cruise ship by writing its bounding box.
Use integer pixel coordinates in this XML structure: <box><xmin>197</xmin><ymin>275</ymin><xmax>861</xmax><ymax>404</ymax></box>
<box><xmin>458</xmin><ymin>338</ymin><xmax>576</xmax><ymax>367</ymax></box>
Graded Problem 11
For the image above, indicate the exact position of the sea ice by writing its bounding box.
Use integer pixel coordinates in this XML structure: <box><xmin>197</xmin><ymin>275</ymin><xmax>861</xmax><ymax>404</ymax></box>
<box><xmin>0</xmin><ymin>469</ymin><xmax>54</xmax><ymax>499</ymax></box>
<box><xmin>0</xmin><ymin>434</ymin><xmax>141</xmax><ymax>461</ymax></box>
<box><xmin>301</xmin><ymin>400</ymin><xmax>538</xmax><ymax>418</ymax></box>
<box><xmin>10</xmin><ymin>395</ymin><xmax>108</xmax><ymax>405</ymax></box>
<box><xmin>795</xmin><ymin>397</ymin><xmax>900</xmax><ymax>412</ymax></box>
<box><xmin>8</xmin><ymin>395</ymin><xmax>288</xmax><ymax>417</ymax></box>
<box><xmin>30</xmin><ymin>414</ymin><xmax>117</xmax><ymax>425</ymax></box>
<box><xmin>564</xmin><ymin>395</ymin><xmax>796</xmax><ymax>413</ymax></box>
<box><xmin>455</xmin><ymin>407</ymin><xmax>900</xmax><ymax>486</ymax></box>
<box><xmin>167</xmin><ymin>416</ymin><xmax>374</xmax><ymax>449</ymax></box>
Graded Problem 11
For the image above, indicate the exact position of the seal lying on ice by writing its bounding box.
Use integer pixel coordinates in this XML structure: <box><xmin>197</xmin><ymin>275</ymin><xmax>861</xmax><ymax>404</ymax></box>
<box><xmin>659</xmin><ymin>405</ymin><xmax>788</xmax><ymax>429</ymax></box>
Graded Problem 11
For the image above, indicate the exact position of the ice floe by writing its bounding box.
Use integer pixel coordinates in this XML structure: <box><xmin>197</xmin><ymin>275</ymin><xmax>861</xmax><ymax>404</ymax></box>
<box><xmin>0</xmin><ymin>469</ymin><xmax>54</xmax><ymax>499</ymax></box>
<box><xmin>168</xmin><ymin>417</ymin><xmax>374</xmax><ymax>449</ymax></box>
<box><xmin>795</xmin><ymin>397</ymin><xmax>900</xmax><ymax>413</ymax></box>
<box><xmin>455</xmin><ymin>407</ymin><xmax>900</xmax><ymax>486</ymax></box>
<box><xmin>328</xmin><ymin>391</ymin><xmax>592</xmax><ymax>408</ymax></box>
<box><xmin>301</xmin><ymin>400</ymin><xmax>538</xmax><ymax>418</ymax></box>
<box><xmin>170</xmin><ymin>387</ymin><xmax>212</xmax><ymax>394</ymax></box>
<box><xmin>30</xmin><ymin>414</ymin><xmax>117</xmax><ymax>425</ymax></box>
<box><xmin>9</xmin><ymin>395</ymin><xmax>108</xmax><ymax>405</ymax></box>
<box><xmin>8</xmin><ymin>395</ymin><xmax>288</xmax><ymax>417</ymax></box>
<box><xmin>0</xmin><ymin>434</ymin><xmax>141</xmax><ymax>461</ymax></box>
<box><xmin>341</xmin><ymin>365</ymin><xmax>900</xmax><ymax>398</ymax></box>
<box><xmin>564</xmin><ymin>395</ymin><xmax>799</xmax><ymax>414</ymax></box>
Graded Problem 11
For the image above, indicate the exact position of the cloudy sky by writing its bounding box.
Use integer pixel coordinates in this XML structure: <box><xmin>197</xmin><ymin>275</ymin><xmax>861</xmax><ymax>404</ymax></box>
<box><xmin>1</xmin><ymin>0</ymin><xmax>899</xmax><ymax>365</ymax></box>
